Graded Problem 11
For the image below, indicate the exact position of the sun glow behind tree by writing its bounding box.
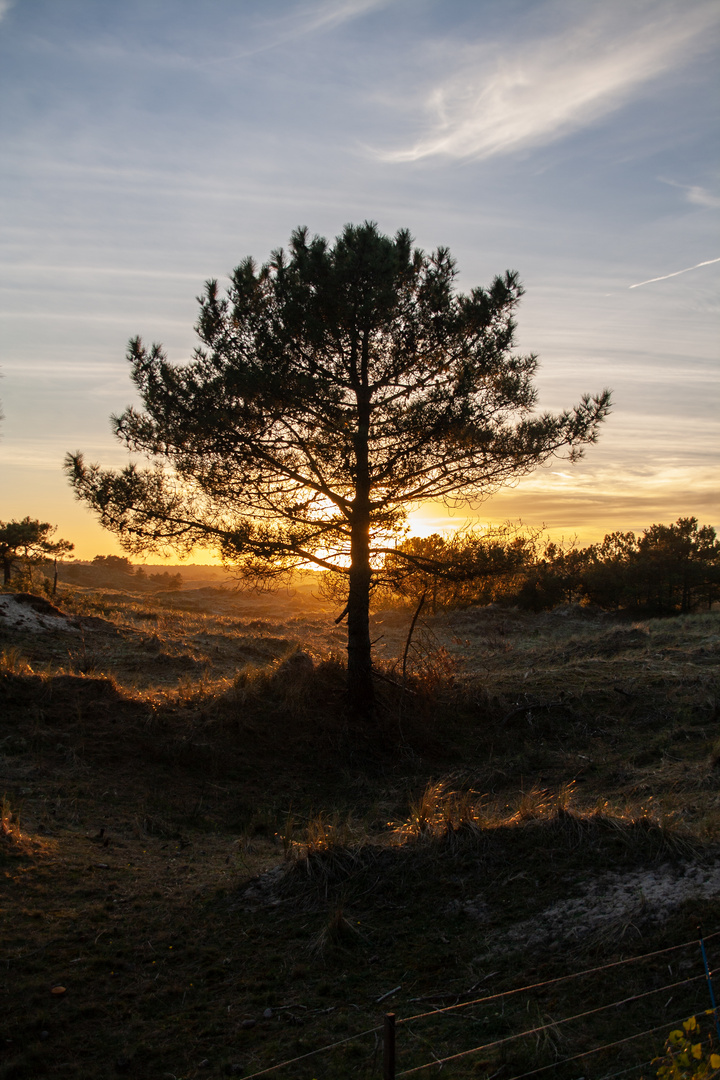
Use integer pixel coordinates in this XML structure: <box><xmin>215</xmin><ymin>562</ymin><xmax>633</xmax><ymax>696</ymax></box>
<box><xmin>66</xmin><ymin>222</ymin><xmax>610</xmax><ymax>715</ymax></box>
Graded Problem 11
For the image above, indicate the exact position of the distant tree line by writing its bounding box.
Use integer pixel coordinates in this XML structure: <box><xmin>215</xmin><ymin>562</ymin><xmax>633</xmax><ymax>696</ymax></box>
<box><xmin>2</xmin><ymin>513</ymin><xmax>717</xmax><ymax>616</ymax></box>
<box><xmin>377</xmin><ymin>517</ymin><xmax>720</xmax><ymax>616</ymax></box>
<box><xmin>62</xmin><ymin>555</ymin><xmax>183</xmax><ymax>591</ymax></box>
<box><xmin>0</xmin><ymin>535</ymin><xmax>183</xmax><ymax>593</ymax></box>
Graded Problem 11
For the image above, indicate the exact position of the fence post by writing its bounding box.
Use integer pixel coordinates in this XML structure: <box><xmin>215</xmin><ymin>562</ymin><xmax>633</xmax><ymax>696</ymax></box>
<box><xmin>383</xmin><ymin>1012</ymin><xmax>396</xmax><ymax>1080</ymax></box>
<box><xmin>698</xmin><ymin>925</ymin><xmax>720</xmax><ymax>1042</ymax></box>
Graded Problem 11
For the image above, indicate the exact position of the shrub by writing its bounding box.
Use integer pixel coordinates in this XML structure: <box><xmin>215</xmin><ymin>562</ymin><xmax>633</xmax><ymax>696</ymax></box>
<box><xmin>653</xmin><ymin>1015</ymin><xmax>720</xmax><ymax>1079</ymax></box>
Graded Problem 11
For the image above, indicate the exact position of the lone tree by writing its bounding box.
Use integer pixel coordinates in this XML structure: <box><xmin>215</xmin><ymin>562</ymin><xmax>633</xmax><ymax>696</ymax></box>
<box><xmin>66</xmin><ymin>223</ymin><xmax>610</xmax><ymax>716</ymax></box>
<box><xmin>0</xmin><ymin>517</ymin><xmax>74</xmax><ymax>587</ymax></box>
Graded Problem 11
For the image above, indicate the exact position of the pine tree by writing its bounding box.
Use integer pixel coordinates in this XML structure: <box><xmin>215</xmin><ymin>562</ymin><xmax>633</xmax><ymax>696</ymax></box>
<box><xmin>66</xmin><ymin>222</ymin><xmax>610</xmax><ymax>717</ymax></box>
<box><xmin>0</xmin><ymin>518</ymin><xmax>73</xmax><ymax>586</ymax></box>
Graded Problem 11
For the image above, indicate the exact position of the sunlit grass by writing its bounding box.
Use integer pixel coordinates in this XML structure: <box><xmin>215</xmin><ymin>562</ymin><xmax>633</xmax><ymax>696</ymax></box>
<box><xmin>0</xmin><ymin>645</ymin><xmax>34</xmax><ymax>675</ymax></box>
<box><xmin>1</xmin><ymin>583</ymin><xmax>717</xmax><ymax>1078</ymax></box>
<box><xmin>390</xmin><ymin>779</ymin><xmax>701</xmax><ymax>851</ymax></box>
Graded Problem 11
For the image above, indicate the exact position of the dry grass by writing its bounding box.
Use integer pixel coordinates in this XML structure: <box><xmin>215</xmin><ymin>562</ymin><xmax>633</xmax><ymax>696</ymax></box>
<box><xmin>0</xmin><ymin>645</ymin><xmax>34</xmax><ymax>675</ymax></box>
<box><xmin>1</xmin><ymin>792</ymin><xmax>16</xmax><ymax>839</ymax></box>
<box><xmin>0</xmin><ymin>586</ymin><xmax>718</xmax><ymax>1078</ymax></box>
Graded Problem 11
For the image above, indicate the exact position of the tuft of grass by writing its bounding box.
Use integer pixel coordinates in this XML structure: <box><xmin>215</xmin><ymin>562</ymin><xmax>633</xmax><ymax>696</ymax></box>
<box><xmin>308</xmin><ymin>905</ymin><xmax>364</xmax><ymax>956</ymax></box>
<box><xmin>226</xmin><ymin>651</ymin><xmax>346</xmax><ymax>722</ymax></box>
<box><xmin>1</xmin><ymin>794</ymin><xmax>51</xmax><ymax>858</ymax></box>
<box><xmin>302</xmin><ymin>811</ymin><xmax>359</xmax><ymax>855</ymax></box>
<box><xmin>402</xmin><ymin>777</ymin><xmax>488</xmax><ymax>840</ymax></box>
<box><xmin>281</xmin><ymin>812</ymin><xmax>376</xmax><ymax>900</ymax></box>
<box><xmin>0</xmin><ymin>646</ymin><xmax>33</xmax><ymax>676</ymax></box>
<box><xmin>394</xmin><ymin>779</ymin><xmax>700</xmax><ymax>862</ymax></box>
<box><xmin>708</xmin><ymin>738</ymin><xmax>720</xmax><ymax>770</ymax></box>
<box><xmin>1</xmin><ymin>793</ymin><xmax>17</xmax><ymax>839</ymax></box>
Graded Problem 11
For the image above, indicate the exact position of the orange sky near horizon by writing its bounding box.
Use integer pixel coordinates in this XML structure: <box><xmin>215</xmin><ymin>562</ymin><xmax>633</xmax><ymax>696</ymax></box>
<box><xmin>40</xmin><ymin>462</ymin><xmax>718</xmax><ymax>565</ymax></box>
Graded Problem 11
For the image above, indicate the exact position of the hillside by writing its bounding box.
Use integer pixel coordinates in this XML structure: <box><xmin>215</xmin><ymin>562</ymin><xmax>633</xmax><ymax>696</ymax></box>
<box><xmin>1</xmin><ymin>586</ymin><xmax>719</xmax><ymax>1079</ymax></box>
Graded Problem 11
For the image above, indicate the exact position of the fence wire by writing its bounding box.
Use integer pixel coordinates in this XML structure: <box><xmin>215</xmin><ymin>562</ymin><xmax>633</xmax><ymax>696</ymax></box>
<box><xmin>241</xmin><ymin>1024</ymin><xmax>383</xmax><ymax>1079</ymax></box>
<box><xmin>400</xmin><ymin>932</ymin><xmax>718</xmax><ymax>1024</ymax></box>
<box><xmin>441</xmin><ymin>1010</ymin><xmax>720</xmax><ymax>1080</ymax></box>
<box><xmin>238</xmin><ymin>930</ymin><xmax>719</xmax><ymax>1078</ymax></box>
<box><xmin>396</xmin><ymin>974</ymin><xmax>706</xmax><ymax>1074</ymax></box>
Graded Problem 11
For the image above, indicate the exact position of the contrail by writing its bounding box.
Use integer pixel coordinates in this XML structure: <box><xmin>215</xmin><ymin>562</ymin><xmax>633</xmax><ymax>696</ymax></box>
<box><xmin>629</xmin><ymin>256</ymin><xmax>720</xmax><ymax>289</ymax></box>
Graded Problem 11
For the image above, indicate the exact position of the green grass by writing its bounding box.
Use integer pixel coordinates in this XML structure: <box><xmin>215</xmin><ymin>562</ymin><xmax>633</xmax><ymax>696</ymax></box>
<box><xmin>0</xmin><ymin>587</ymin><xmax>718</xmax><ymax>1078</ymax></box>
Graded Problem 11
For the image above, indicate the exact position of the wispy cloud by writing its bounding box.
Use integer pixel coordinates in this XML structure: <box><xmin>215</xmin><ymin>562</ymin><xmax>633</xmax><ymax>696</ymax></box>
<box><xmin>685</xmin><ymin>186</ymin><xmax>720</xmax><ymax>209</ymax></box>
<box><xmin>375</xmin><ymin>3</ymin><xmax>720</xmax><ymax>162</ymax></box>
<box><xmin>409</xmin><ymin>462</ymin><xmax>720</xmax><ymax>542</ymax></box>
<box><xmin>629</xmin><ymin>257</ymin><xmax>720</xmax><ymax>289</ymax></box>
<box><xmin>285</xmin><ymin>0</ymin><xmax>392</xmax><ymax>36</ymax></box>
<box><xmin>660</xmin><ymin>177</ymin><xmax>720</xmax><ymax>209</ymax></box>
<box><xmin>0</xmin><ymin>1</ymin><xmax>14</xmax><ymax>22</ymax></box>
<box><xmin>207</xmin><ymin>0</ymin><xmax>394</xmax><ymax>62</ymax></box>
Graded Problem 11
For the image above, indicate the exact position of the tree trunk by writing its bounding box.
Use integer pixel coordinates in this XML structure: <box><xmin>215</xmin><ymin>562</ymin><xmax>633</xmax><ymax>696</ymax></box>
<box><xmin>2</xmin><ymin>557</ymin><xmax>11</xmax><ymax>586</ymax></box>
<box><xmin>347</xmin><ymin>510</ymin><xmax>374</xmax><ymax>719</ymax></box>
<box><xmin>347</xmin><ymin>326</ymin><xmax>374</xmax><ymax>719</ymax></box>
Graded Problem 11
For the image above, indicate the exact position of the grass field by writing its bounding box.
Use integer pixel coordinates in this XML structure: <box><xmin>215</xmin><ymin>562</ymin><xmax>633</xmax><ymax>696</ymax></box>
<box><xmin>1</xmin><ymin>583</ymin><xmax>719</xmax><ymax>1079</ymax></box>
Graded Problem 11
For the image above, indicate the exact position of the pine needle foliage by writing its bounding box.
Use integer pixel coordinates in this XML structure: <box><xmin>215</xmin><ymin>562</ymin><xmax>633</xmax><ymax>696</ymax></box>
<box><xmin>65</xmin><ymin>222</ymin><xmax>610</xmax><ymax>715</ymax></box>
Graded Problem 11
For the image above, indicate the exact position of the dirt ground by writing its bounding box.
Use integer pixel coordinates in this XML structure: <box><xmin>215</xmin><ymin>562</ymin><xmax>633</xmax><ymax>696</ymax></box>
<box><xmin>2</xmin><ymin>586</ymin><xmax>719</xmax><ymax>1079</ymax></box>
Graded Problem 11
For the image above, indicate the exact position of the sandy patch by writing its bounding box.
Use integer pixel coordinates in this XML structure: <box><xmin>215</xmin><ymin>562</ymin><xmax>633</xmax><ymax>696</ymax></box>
<box><xmin>0</xmin><ymin>593</ymin><xmax>79</xmax><ymax>634</ymax></box>
<box><xmin>478</xmin><ymin>862</ymin><xmax>720</xmax><ymax>954</ymax></box>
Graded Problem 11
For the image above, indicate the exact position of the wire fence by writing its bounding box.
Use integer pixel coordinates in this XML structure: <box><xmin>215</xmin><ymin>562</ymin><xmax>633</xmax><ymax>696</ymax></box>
<box><xmin>241</xmin><ymin>929</ymin><xmax>720</xmax><ymax>1080</ymax></box>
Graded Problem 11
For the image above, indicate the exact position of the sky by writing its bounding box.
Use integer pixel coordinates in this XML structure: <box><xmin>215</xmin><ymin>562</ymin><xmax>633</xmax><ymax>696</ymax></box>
<box><xmin>0</xmin><ymin>0</ymin><xmax>718</xmax><ymax>561</ymax></box>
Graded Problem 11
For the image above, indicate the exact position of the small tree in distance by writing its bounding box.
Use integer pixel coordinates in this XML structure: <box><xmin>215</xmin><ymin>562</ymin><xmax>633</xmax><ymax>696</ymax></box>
<box><xmin>0</xmin><ymin>517</ymin><xmax>74</xmax><ymax>588</ymax></box>
<box><xmin>92</xmin><ymin>554</ymin><xmax>136</xmax><ymax>576</ymax></box>
<box><xmin>66</xmin><ymin>222</ymin><xmax>611</xmax><ymax>717</ymax></box>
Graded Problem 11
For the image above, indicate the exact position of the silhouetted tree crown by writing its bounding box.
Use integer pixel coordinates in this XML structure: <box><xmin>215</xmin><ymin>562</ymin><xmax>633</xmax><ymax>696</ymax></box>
<box><xmin>66</xmin><ymin>222</ymin><xmax>610</xmax><ymax>715</ymax></box>
<box><xmin>378</xmin><ymin>517</ymin><xmax>719</xmax><ymax>616</ymax></box>
<box><xmin>582</xmin><ymin>517</ymin><xmax>720</xmax><ymax>613</ymax></box>
<box><xmin>0</xmin><ymin>517</ymin><xmax>74</xmax><ymax>586</ymax></box>
<box><xmin>92</xmin><ymin>554</ymin><xmax>135</xmax><ymax>575</ymax></box>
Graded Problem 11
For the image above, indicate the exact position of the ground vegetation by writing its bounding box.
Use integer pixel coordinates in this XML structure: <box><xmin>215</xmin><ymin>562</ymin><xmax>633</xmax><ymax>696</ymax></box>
<box><xmin>1</xmin><ymin>580</ymin><xmax>718</xmax><ymax>1078</ymax></box>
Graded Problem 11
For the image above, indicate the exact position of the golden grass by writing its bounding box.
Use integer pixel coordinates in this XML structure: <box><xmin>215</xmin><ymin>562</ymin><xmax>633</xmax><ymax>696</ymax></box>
<box><xmin>0</xmin><ymin>587</ymin><xmax>718</xmax><ymax>1078</ymax></box>
<box><xmin>0</xmin><ymin>645</ymin><xmax>34</xmax><ymax>676</ymax></box>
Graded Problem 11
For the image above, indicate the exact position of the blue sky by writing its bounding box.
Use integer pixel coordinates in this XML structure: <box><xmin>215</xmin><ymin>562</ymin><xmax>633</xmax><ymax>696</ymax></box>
<box><xmin>1</xmin><ymin>0</ymin><xmax>718</xmax><ymax>558</ymax></box>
